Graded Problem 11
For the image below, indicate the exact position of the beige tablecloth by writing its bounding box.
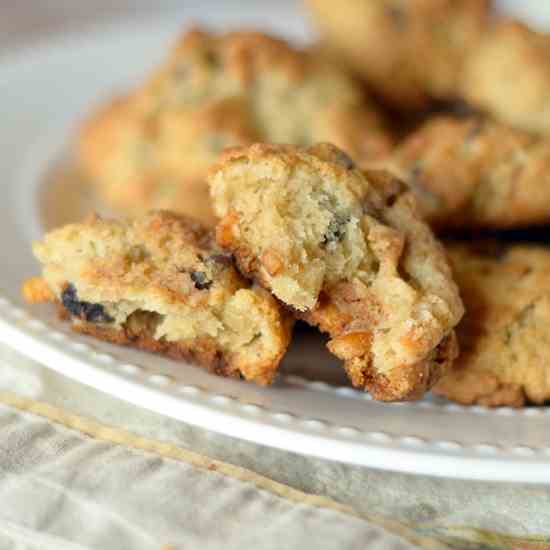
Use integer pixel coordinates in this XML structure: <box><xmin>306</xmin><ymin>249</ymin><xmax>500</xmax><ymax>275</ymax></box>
<box><xmin>3</xmin><ymin>342</ymin><xmax>550</xmax><ymax>549</ymax></box>
<box><xmin>0</xmin><ymin>388</ymin><xmax>430</xmax><ymax>550</ymax></box>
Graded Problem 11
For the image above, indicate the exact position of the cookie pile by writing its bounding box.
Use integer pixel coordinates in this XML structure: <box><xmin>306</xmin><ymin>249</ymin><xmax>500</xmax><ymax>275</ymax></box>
<box><xmin>78</xmin><ymin>28</ymin><xmax>392</xmax><ymax>226</ymax></box>
<box><xmin>23</xmin><ymin>4</ymin><xmax>550</xmax><ymax>406</ymax></box>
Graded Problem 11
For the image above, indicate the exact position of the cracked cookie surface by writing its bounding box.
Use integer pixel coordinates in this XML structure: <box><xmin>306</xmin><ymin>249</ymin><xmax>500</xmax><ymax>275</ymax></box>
<box><xmin>22</xmin><ymin>211</ymin><xmax>293</xmax><ymax>384</ymax></box>
<box><xmin>379</xmin><ymin>116</ymin><xmax>550</xmax><ymax>228</ymax></box>
<box><xmin>210</xmin><ymin>143</ymin><xmax>463</xmax><ymax>401</ymax></box>
<box><xmin>79</xmin><ymin>27</ymin><xmax>392</xmax><ymax>225</ymax></box>
<box><xmin>306</xmin><ymin>0</ymin><xmax>491</xmax><ymax>109</ymax></box>
<box><xmin>434</xmin><ymin>242</ymin><xmax>550</xmax><ymax>407</ymax></box>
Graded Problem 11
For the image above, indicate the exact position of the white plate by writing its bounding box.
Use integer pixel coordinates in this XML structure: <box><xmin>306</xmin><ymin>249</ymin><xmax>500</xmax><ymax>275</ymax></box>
<box><xmin>1</xmin><ymin>4</ymin><xmax>550</xmax><ymax>484</ymax></box>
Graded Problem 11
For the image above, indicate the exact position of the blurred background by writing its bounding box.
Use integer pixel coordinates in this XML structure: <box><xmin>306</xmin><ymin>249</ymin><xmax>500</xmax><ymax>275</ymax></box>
<box><xmin>2</xmin><ymin>0</ymin><xmax>550</xmax><ymax>54</ymax></box>
<box><xmin>0</xmin><ymin>1</ymin><xmax>304</xmax><ymax>53</ymax></box>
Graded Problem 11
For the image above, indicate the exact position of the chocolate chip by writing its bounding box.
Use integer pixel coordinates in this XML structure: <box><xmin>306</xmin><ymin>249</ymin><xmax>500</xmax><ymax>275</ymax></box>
<box><xmin>190</xmin><ymin>271</ymin><xmax>212</xmax><ymax>290</ymax></box>
<box><xmin>61</xmin><ymin>284</ymin><xmax>81</xmax><ymax>317</ymax></box>
<box><xmin>334</xmin><ymin>150</ymin><xmax>356</xmax><ymax>170</ymax></box>
<box><xmin>84</xmin><ymin>303</ymin><xmax>113</xmax><ymax>323</ymax></box>
<box><xmin>321</xmin><ymin>215</ymin><xmax>349</xmax><ymax>246</ymax></box>
<box><xmin>61</xmin><ymin>284</ymin><xmax>113</xmax><ymax>323</ymax></box>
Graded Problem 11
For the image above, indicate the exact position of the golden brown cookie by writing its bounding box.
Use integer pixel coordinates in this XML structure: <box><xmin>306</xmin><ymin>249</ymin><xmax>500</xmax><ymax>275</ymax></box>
<box><xmin>23</xmin><ymin>211</ymin><xmax>293</xmax><ymax>384</ymax></box>
<box><xmin>209</xmin><ymin>143</ymin><xmax>464</xmax><ymax>401</ymax></box>
<box><xmin>463</xmin><ymin>19</ymin><xmax>550</xmax><ymax>135</ymax></box>
<box><xmin>434</xmin><ymin>242</ymin><xmax>550</xmax><ymax>407</ymax></box>
<box><xmin>306</xmin><ymin>0</ymin><xmax>491</xmax><ymax>109</ymax></box>
<box><xmin>79</xmin><ymin>28</ymin><xmax>392</xmax><ymax>225</ymax></box>
<box><xmin>379</xmin><ymin>116</ymin><xmax>550</xmax><ymax>228</ymax></box>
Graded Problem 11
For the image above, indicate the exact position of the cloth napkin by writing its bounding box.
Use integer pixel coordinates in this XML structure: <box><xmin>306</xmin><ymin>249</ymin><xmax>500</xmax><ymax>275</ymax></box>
<box><xmin>0</xmin><ymin>391</ymin><xmax>440</xmax><ymax>550</ymax></box>
<box><xmin>1</xmin><ymin>345</ymin><xmax>550</xmax><ymax>550</ymax></box>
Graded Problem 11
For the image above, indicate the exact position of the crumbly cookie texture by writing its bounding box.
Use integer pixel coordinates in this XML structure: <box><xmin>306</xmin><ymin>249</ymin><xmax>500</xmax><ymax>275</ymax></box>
<box><xmin>22</xmin><ymin>211</ymin><xmax>293</xmax><ymax>384</ymax></box>
<box><xmin>210</xmin><ymin>143</ymin><xmax>464</xmax><ymax>401</ymax></box>
<box><xmin>463</xmin><ymin>20</ymin><xmax>550</xmax><ymax>135</ymax></box>
<box><xmin>379</xmin><ymin>116</ymin><xmax>550</xmax><ymax>228</ymax></box>
<box><xmin>434</xmin><ymin>242</ymin><xmax>550</xmax><ymax>407</ymax></box>
<box><xmin>305</xmin><ymin>0</ymin><xmax>490</xmax><ymax>109</ymax></box>
<box><xmin>79</xmin><ymin>28</ymin><xmax>392</xmax><ymax>225</ymax></box>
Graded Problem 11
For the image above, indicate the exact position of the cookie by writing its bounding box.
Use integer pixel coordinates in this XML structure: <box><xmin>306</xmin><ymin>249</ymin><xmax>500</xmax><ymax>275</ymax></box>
<box><xmin>79</xmin><ymin>96</ymin><xmax>220</xmax><ymax>226</ymax></box>
<box><xmin>379</xmin><ymin>116</ymin><xmax>550</xmax><ymax>228</ymax></box>
<box><xmin>434</xmin><ymin>242</ymin><xmax>550</xmax><ymax>407</ymax></box>
<box><xmin>463</xmin><ymin>20</ymin><xmax>550</xmax><ymax>135</ymax></box>
<box><xmin>22</xmin><ymin>211</ymin><xmax>293</xmax><ymax>384</ymax></box>
<box><xmin>209</xmin><ymin>143</ymin><xmax>464</xmax><ymax>401</ymax></box>
<box><xmin>79</xmin><ymin>28</ymin><xmax>392</xmax><ymax>225</ymax></box>
<box><xmin>305</xmin><ymin>0</ymin><xmax>491</xmax><ymax>109</ymax></box>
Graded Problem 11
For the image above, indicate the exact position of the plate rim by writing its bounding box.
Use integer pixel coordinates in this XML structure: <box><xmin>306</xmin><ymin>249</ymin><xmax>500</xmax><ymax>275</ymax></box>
<box><xmin>1</xmin><ymin>292</ymin><xmax>550</xmax><ymax>483</ymax></box>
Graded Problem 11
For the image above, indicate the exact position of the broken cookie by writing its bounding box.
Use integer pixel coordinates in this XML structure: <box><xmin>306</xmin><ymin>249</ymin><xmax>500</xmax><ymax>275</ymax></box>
<box><xmin>22</xmin><ymin>211</ymin><xmax>293</xmax><ymax>384</ymax></box>
<box><xmin>210</xmin><ymin>143</ymin><xmax>464</xmax><ymax>401</ymax></box>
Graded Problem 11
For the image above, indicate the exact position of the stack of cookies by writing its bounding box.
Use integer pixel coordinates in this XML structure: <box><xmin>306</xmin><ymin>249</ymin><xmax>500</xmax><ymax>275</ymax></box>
<box><xmin>22</xmin><ymin>3</ymin><xmax>550</xmax><ymax>407</ymax></box>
